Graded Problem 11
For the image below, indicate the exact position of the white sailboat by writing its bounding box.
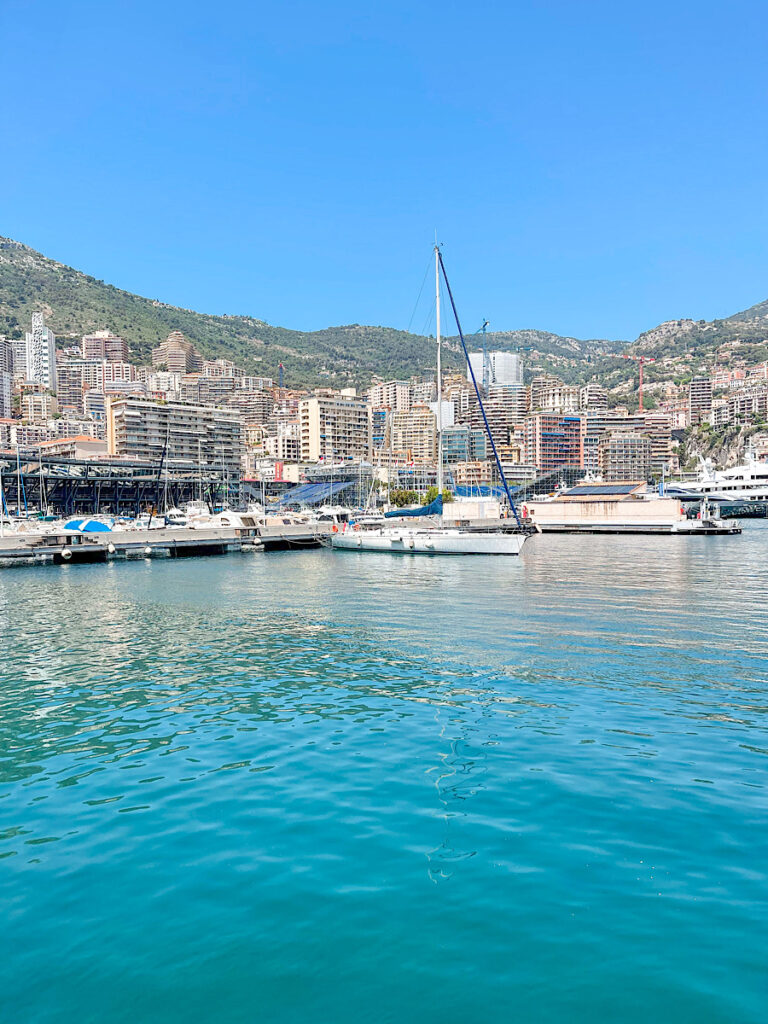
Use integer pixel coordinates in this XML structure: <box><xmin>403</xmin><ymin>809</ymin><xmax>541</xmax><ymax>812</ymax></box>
<box><xmin>327</xmin><ymin>247</ymin><xmax>533</xmax><ymax>556</ymax></box>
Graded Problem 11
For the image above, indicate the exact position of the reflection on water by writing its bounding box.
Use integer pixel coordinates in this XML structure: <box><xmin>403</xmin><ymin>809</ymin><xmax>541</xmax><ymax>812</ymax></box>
<box><xmin>1</xmin><ymin>527</ymin><xmax>767</xmax><ymax>1023</ymax></box>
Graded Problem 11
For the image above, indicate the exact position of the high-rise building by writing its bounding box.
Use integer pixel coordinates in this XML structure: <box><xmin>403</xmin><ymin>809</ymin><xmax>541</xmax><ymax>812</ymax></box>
<box><xmin>202</xmin><ymin>358</ymin><xmax>244</xmax><ymax>379</ymax></box>
<box><xmin>411</xmin><ymin>380</ymin><xmax>437</xmax><ymax>403</ymax></box>
<box><xmin>452</xmin><ymin>460</ymin><xmax>494</xmax><ymax>487</ymax></box>
<box><xmin>524</xmin><ymin>413</ymin><xmax>583</xmax><ymax>473</ymax></box>
<box><xmin>226</xmin><ymin>388</ymin><xmax>275</xmax><ymax>426</ymax></box>
<box><xmin>22</xmin><ymin>392</ymin><xmax>58</xmax><ymax>424</ymax></box>
<box><xmin>581</xmin><ymin>411</ymin><xmax>645</xmax><ymax>474</ymax></box>
<box><xmin>0</xmin><ymin>339</ymin><xmax>11</xmax><ymax>418</ymax></box>
<box><xmin>0</xmin><ymin>339</ymin><xmax>12</xmax><ymax>374</ymax></box>
<box><xmin>151</xmin><ymin>331</ymin><xmax>202</xmax><ymax>374</ymax></box>
<box><xmin>107</xmin><ymin>398</ymin><xmax>243</xmax><ymax>477</ymax></box>
<box><xmin>11</xmin><ymin>338</ymin><xmax>28</xmax><ymax>381</ymax></box>
<box><xmin>24</xmin><ymin>313</ymin><xmax>57</xmax><ymax>390</ymax></box>
<box><xmin>371</xmin><ymin>408</ymin><xmax>387</xmax><ymax>450</ymax></box>
<box><xmin>82</xmin><ymin>331</ymin><xmax>128</xmax><ymax>362</ymax></box>
<box><xmin>367</xmin><ymin>380</ymin><xmax>412</xmax><ymax>412</ymax></box>
<box><xmin>441</xmin><ymin>424</ymin><xmax>488</xmax><ymax>464</ymax></box>
<box><xmin>538</xmin><ymin>383</ymin><xmax>579</xmax><ymax>414</ymax></box>
<box><xmin>392</xmin><ymin>403</ymin><xmax>437</xmax><ymax>463</ymax></box>
<box><xmin>103</xmin><ymin>361</ymin><xmax>137</xmax><ymax>387</ymax></box>
<box><xmin>180</xmin><ymin>373</ymin><xmax>240</xmax><ymax>406</ymax></box>
<box><xmin>640</xmin><ymin>413</ymin><xmax>673</xmax><ymax>475</ymax></box>
<box><xmin>529</xmin><ymin>375</ymin><xmax>563</xmax><ymax>412</ymax></box>
<box><xmin>467</xmin><ymin>351</ymin><xmax>523</xmax><ymax>386</ymax></box>
<box><xmin>56</xmin><ymin>359</ymin><xmax>105</xmax><ymax>413</ymax></box>
<box><xmin>462</xmin><ymin>384</ymin><xmax>526</xmax><ymax>447</ymax></box>
<box><xmin>145</xmin><ymin>370</ymin><xmax>181</xmax><ymax>401</ymax></box>
<box><xmin>579</xmin><ymin>384</ymin><xmax>608</xmax><ymax>411</ymax></box>
<box><xmin>0</xmin><ymin>370</ymin><xmax>10</xmax><ymax>419</ymax></box>
<box><xmin>689</xmin><ymin>376</ymin><xmax>713</xmax><ymax>425</ymax></box>
<box><xmin>84</xmin><ymin>389</ymin><xmax>107</xmax><ymax>425</ymax></box>
<box><xmin>298</xmin><ymin>393</ymin><xmax>372</xmax><ymax>462</ymax></box>
<box><xmin>265</xmin><ymin>421</ymin><xmax>300</xmax><ymax>462</ymax></box>
<box><xmin>598</xmin><ymin>431</ymin><xmax>652</xmax><ymax>482</ymax></box>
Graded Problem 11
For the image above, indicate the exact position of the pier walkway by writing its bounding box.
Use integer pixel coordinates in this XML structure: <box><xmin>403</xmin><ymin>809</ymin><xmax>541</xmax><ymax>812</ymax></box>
<box><xmin>0</xmin><ymin>521</ymin><xmax>330</xmax><ymax>568</ymax></box>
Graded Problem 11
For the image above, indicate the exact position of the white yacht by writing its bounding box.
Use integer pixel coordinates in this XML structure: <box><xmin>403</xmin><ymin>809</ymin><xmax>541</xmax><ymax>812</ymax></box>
<box><xmin>667</xmin><ymin>454</ymin><xmax>768</xmax><ymax>503</ymax></box>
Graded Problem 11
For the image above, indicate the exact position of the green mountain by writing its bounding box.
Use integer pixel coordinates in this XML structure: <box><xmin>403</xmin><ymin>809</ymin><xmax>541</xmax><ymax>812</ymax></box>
<box><xmin>0</xmin><ymin>236</ymin><xmax>624</xmax><ymax>386</ymax></box>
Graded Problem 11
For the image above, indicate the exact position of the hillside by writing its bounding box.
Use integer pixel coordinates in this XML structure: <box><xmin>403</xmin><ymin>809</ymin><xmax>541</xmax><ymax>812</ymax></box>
<box><xmin>0</xmin><ymin>236</ymin><xmax>622</xmax><ymax>387</ymax></box>
<box><xmin>573</xmin><ymin>299</ymin><xmax>768</xmax><ymax>409</ymax></box>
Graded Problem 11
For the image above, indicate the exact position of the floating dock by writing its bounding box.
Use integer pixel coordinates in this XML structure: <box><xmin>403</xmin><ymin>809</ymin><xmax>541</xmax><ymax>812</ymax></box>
<box><xmin>0</xmin><ymin>521</ymin><xmax>330</xmax><ymax>567</ymax></box>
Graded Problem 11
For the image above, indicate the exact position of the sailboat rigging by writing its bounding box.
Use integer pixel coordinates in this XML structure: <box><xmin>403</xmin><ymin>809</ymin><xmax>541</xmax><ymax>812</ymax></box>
<box><xmin>327</xmin><ymin>245</ymin><xmax>535</xmax><ymax>555</ymax></box>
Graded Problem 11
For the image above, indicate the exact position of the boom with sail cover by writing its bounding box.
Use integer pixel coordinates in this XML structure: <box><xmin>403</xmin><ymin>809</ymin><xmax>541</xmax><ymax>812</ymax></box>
<box><xmin>384</xmin><ymin>495</ymin><xmax>443</xmax><ymax>518</ymax></box>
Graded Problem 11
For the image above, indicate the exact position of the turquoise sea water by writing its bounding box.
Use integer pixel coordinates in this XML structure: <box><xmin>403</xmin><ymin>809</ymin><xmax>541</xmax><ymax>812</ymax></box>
<box><xmin>1</xmin><ymin>527</ymin><xmax>767</xmax><ymax>1023</ymax></box>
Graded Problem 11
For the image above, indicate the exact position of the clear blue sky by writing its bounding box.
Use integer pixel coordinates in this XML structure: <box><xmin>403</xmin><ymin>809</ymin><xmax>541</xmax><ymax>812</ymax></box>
<box><xmin>2</xmin><ymin>0</ymin><xmax>767</xmax><ymax>340</ymax></box>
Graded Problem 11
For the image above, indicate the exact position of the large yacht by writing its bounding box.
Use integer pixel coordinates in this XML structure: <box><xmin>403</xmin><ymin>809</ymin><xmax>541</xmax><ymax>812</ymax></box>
<box><xmin>667</xmin><ymin>454</ymin><xmax>768</xmax><ymax>502</ymax></box>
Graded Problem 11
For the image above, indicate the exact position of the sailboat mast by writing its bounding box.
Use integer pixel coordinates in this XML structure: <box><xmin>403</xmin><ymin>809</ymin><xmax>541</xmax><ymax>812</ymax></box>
<box><xmin>435</xmin><ymin>245</ymin><xmax>443</xmax><ymax>497</ymax></box>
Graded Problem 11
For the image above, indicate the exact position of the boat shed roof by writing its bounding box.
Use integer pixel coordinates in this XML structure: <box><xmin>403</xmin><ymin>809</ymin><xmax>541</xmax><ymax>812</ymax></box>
<box><xmin>561</xmin><ymin>481</ymin><xmax>651</xmax><ymax>497</ymax></box>
<box><xmin>275</xmin><ymin>479</ymin><xmax>355</xmax><ymax>507</ymax></box>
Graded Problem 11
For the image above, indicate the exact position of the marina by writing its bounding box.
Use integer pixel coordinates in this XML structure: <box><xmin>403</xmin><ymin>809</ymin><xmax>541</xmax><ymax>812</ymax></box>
<box><xmin>5</xmin><ymin>3</ymin><xmax>768</xmax><ymax>1021</ymax></box>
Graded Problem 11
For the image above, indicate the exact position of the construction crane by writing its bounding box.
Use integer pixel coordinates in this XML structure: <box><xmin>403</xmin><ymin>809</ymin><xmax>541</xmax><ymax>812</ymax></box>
<box><xmin>473</xmin><ymin>319</ymin><xmax>491</xmax><ymax>394</ymax></box>
<box><xmin>623</xmin><ymin>354</ymin><xmax>656</xmax><ymax>411</ymax></box>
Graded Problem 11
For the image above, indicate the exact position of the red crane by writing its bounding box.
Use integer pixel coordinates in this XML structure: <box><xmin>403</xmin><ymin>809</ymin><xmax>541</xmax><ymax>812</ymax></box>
<box><xmin>623</xmin><ymin>354</ymin><xmax>656</xmax><ymax>412</ymax></box>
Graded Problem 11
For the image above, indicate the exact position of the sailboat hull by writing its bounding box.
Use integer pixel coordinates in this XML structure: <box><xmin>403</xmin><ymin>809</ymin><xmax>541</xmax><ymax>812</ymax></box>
<box><xmin>327</xmin><ymin>527</ymin><xmax>529</xmax><ymax>556</ymax></box>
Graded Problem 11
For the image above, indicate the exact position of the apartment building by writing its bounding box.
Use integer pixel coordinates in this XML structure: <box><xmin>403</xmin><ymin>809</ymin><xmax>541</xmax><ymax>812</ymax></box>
<box><xmin>581</xmin><ymin>411</ymin><xmax>645</xmax><ymax>473</ymax></box>
<box><xmin>689</xmin><ymin>376</ymin><xmax>713</xmax><ymax>425</ymax></box>
<box><xmin>579</xmin><ymin>384</ymin><xmax>608</xmax><ymax>411</ymax></box>
<box><xmin>538</xmin><ymin>383</ymin><xmax>580</xmax><ymax>414</ymax></box>
<box><xmin>298</xmin><ymin>393</ymin><xmax>372</xmax><ymax>462</ymax></box>
<box><xmin>22</xmin><ymin>392</ymin><xmax>58</xmax><ymax>424</ymax></box>
<box><xmin>24</xmin><ymin>313</ymin><xmax>57</xmax><ymax>390</ymax></box>
<box><xmin>523</xmin><ymin>413</ymin><xmax>583</xmax><ymax>472</ymax></box>
<box><xmin>226</xmin><ymin>387</ymin><xmax>275</xmax><ymax>426</ymax></box>
<box><xmin>451</xmin><ymin>460</ymin><xmax>493</xmax><ymax>487</ymax></box>
<box><xmin>598</xmin><ymin>431</ymin><xmax>652</xmax><ymax>482</ymax></box>
<box><xmin>151</xmin><ymin>331</ymin><xmax>202</xmax><ymax>374</ymax></box>
<box><xmin>82</xmin><ymin>331</ymin><xmax>129</xmax><ymax>362</ymax></box>
<box><xmin>107</xmin><ymin>398</ymin><xmax>243</xmax><ymax>477</ymax></box>
<box><xmin>391</xmin><ymin>403</ymin><xmax>437</xmax><ymax>463</ymax></box>
<box><xmin>0</xmin><ymin>341</ymin><xmax>11</xmax><ymax>418</ymax></box>
<box><xmin>441</xmin><ymin>424</ymin><xmax>487</xmax><ymax>464</ymax></box>
<box><xmin>202</xmin><ymin>358</ymin><xmax>245</xmax><ymax>379</ymax></box>
<box><xmin>56</xmin><ymin>359</ymin><xmax>106</xmax><ymax>413</ymax></box>
<box><xmin>367</xmin><ymin>379</ymin><xmax>412</xmax><ymax>412</ymax></box>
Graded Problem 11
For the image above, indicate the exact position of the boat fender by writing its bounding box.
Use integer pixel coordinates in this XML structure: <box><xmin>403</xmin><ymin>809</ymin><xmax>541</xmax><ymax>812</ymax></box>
<box><xmin>144</xmin><ymin>546</ymin><xmax>152</xmax><ymax>555</ymax></box>
<box><xmin>107</xmin><ymin>542</ymin><xmax>116</xmax><ymax>554</ymax></box>
<box><xmin>353</xmin><ymin>523</ymin><xmax>360</xmax><ymax>531</ymax></box>
<box><xmin>332</xmin><ymin>524</ymin><xmax>338</xmax><ymax>533</ymax></box>
<box><xmin>61</xmin><ymin>548</ymin><xmax>72</xmax><ymax>560</ymax></box>
<box><xmin>522</xmin><ymin>504</ymin><xmax>528</xmax><ymax>518</ymax></box>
